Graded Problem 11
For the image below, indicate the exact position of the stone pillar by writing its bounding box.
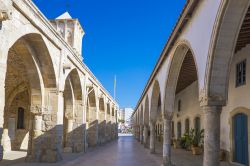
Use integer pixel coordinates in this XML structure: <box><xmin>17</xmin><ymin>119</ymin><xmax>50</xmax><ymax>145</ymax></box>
<box><xmin>140</xmin><ymin>125</ymin><xmax>143</xmax><ymax>144</ymax></box>
<box><xmin>163</xmin><ymin>112</ymin><xmax>173</xmax><ymax>166</ymax></box>
<box><xmin>149</xmin><ymin>121</ymin><xmax>156</xmax><ymax>153</ymax></box>
<box><xmin>29</xmin><ymin>112</ymin><xmax>43</xmax><ymax>161</ymax></box>
<box><xmin>137</xmin><ymin>125</ymin><xmax>140</xmax><ymax>141</ymax></box>
<box><xmin>0</xmin><ymin>51</ymin><xmax>7</xmax><ymax>161</ymax></box>
<box><xmin>203</xmin><ymin>105</ymin><xmax>222</xmax><ymax>166</ymax></box>
<box><xmin>143</xmin><ymin>125</ymin><xmax>148</xmax><ymax>148</ymax></box>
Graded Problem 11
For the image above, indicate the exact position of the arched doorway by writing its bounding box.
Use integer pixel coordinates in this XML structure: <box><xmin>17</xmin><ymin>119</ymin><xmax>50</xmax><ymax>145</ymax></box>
<box><xmin>194</xmin><ymin>116</ymin><xmax>201</xmax><ymax>132</ymax></box>
<box><xmin>185</xmin><ymin>118</ymin><xmax>190</xmax><ymax>134</ymax></box>
<box><xmin>233</xmin><ymin>113</ymin><xmax>248</xmax><ymax>165</ymax></box>
<box><xmin>177</xmin><ymin>122</ymin><xmax>181</xmax><ymax>139</ymax></box>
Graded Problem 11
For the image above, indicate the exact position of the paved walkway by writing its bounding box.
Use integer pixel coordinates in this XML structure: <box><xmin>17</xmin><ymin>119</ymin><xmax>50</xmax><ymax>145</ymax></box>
<box><xmin>1</xmin><ymin>136</ymin><xmax>239</xmax><ymax>166</ymax></box>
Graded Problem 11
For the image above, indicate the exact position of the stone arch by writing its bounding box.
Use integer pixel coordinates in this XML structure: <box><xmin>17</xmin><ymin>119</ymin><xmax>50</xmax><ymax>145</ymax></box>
<box><xmin>2</xmin><ymin>33</ymin><xmax>58</xmax><ymax>162</ymax></box>
<box><xmin>205</xmin><ymin>0</ymin><xmax>250</xmax><ymax>105</ymax></box>
<box><xmin>150</xmin><ymin>80</ymin><xmax>162</xmax><ymax>122</ymax></box>
<box><xmin>63</xmin><ymin>68</ymin><xmax>84</xmax><ymax>152</ymax></box>
<box><xmin>106</xmin><ymin>102</ymin><xmax>112</xmax><ymax>141</ymax></box>
<box><xmin>98</xmin><ymin>97</ymin><xmax>106</xmax><ymax>144</ymax></box>
<box><xmin>144</xmin><ymin>96</ymin><xmax>149</xmax><ymax>126</ymax></box>
<box><xmin>140</xmin><ymin>105</ymin><xmax>144</xmax><ymax>125</ymax></box>
<box><xmin>86</xmin><ymin>87</ymin><xmax>98</xmax><ymax>147</ymax></box>
<box><xmin>164</xmin><ymin>42</ymin><xmax>199</xmax><ymax>114</ymax></box>
<box><xmin>111</xmin><ymin>105</ymin><xmax>116</xmax><ymax>140</ymax></box>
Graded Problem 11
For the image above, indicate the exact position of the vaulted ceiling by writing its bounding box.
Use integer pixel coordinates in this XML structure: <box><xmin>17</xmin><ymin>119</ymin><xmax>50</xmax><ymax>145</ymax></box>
<box><xmin>235</xmin><ymin>6</ymin><xmax>250</xmax><ymax>53</ymax></box>
<box><xmin>175</xmin><ymin>50</ymin><xmax>197</xmax><ymax>94</ymax></box>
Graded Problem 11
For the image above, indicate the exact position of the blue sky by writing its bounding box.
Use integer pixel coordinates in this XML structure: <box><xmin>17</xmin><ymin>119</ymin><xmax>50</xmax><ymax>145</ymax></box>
<box><xmin>33</xmin><ymin>0</ymin><xmax>186</xmax><ymax>108</ymax></box>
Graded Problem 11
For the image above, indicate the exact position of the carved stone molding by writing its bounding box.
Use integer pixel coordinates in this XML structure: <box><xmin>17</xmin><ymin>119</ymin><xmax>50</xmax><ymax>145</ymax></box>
<box><xmin>30</xmin><ymin>105</ymin><xmax>43</xmax><ymax>115</ymax></box>
<box><xmin>163</xmin><ymin>111</ymin><xmax>173</xmax><ymax>120</ymax></box>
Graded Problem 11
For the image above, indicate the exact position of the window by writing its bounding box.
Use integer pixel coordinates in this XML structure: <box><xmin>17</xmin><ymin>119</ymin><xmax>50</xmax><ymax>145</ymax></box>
<box><xmin>185</xmin><ymin>118</ymin><xmax>190</xmax><ymax>134</ymax></box>
<box><xmin>171</xmin><ymin>121</ymin><xmax>175</xmax><ymax>137</ymax></box>
<box><xmin>178</xmin><ymin>100</ymin><xmax>181</xmax><ymax>112</ymax></box>
<box><xmin>194</xmin><ymin>117</ymin><xmax>200</xmax><ymax>132</ymax></box>
<box><xmin>236</xmin><ymin>60</ymin><xmax>246</xmax><ymax>87</ymax></box>
<box><xmin>177</xmin><ymin>122</ymin><xmax>181</xmax><ymax>138</ymax></box>
<box><xmin>17</xmin><ymin>107</ymin><xmax>25</xmax><ymax>129</ymax></box>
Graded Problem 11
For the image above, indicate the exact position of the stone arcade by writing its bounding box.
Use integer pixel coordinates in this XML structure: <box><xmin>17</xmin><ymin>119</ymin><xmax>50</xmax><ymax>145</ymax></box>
<box><xmin>0</xmin><ymin>0</ymin><xmax>118</xmax><ymax>163</ymax></box>
<box><xmin>132</xmin><ymin>0</ymin><xmax>250</xmax><ymax>166</ymax></box>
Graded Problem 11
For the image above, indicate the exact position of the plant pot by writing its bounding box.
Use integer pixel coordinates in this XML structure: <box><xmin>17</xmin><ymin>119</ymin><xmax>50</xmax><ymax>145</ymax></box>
<box><xmin>220</xmin><ymin>150</ymin><xmax>226</xmax><ymax>161</ymax></box>
<box><xmin>173</xmin><ymin>140</ymin><xmax>181</xmax><ymax>149</ymax></box>
<box><xmin>191</xmin><ymin>146</ymin><xmax>202</xmax><ymax>155</ymax></box>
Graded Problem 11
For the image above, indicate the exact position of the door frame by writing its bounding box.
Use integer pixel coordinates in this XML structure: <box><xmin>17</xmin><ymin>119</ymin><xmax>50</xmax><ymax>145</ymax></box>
<box><xmin>230</xmin><ymin>107</ymin><xmax>250</xmax><ymax>164</ymax></box>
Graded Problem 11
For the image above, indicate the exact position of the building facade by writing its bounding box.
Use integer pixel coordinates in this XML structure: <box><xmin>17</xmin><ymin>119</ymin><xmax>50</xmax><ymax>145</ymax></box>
<box><xmin>132</xmin><ymin>0</ymin><xmax>250</xmax><ymax>166</ymax></box>
<box><xmin>0</xmin><ymin>0</ymin><xmax>118</xmax><ymax>163</ymax></box>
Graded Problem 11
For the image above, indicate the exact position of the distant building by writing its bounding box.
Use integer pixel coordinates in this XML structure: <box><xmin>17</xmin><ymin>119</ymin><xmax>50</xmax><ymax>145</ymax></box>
<box><xmin>118</xmin><ymin>108</ymin><xmax>134</xmax><ymax>133</ymax></box>
<box><xmin>124</xmin><ymin>108</ymin><xmax>134</xmax><ymax>126</ymax></box>
<box><xmin>118</xmin><ymin>109</ymin><xmax>125</xmax><ymax>122</ymax></box>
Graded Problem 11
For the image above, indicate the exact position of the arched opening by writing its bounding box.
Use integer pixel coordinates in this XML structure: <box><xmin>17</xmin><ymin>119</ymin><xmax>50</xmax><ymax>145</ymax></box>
<box><xmin>194</xmin><ymin>116</ymin><xmax>201</xmax><ymax>132</ymax></box>
<box><xmin>98</xmin><ymin>97</ymin><xmax>106</xmax><ymax>144</ymax></box>
<box><xmin>150</xmin><ymin>80</ymin><xmax>162</xmax><ymax>154</ymax></box>
<box><xmin>206</xmin><ymin>0</ymin><xmax>250</xmax><ymax>103</ymax></box>
<box><xmin>2</xmin><ymin>33</ymin><xmax>58</xmax><ymax>162</ymax></box>
<box><xmin>207</xmin><ymin>2</ymin><xmax>250</xmax><ymax>163</ymax></box>
<box><xmin>143</xmin><ymin>96</ymin><xmax>150</xmax><ymax>147</ymax></box>
<box><xmin>86</xmin><ymin>87</ymin><xmax>98</xmax><ymax>147</ymax></box>
<box><xmin>63</xmin><ymin>69</ymin><xmax>84</xmax><ymax>153</ymax></box>
<box><xmin>164</xmin><ymin>43</ymin><xmax>200</xmax><ymax>157</ymax></box>
<box><xmin>111</xmin><ymin>106</ymin><xmax>116</xmax><ymax>140</ymax></box>
<box><xmin>106</xmin><ymin>103</ymin><xmax>111</xmax><ymax>141</ymax></box>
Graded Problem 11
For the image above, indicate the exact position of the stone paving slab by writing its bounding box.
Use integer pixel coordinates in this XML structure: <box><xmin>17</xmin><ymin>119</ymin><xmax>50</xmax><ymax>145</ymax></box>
<box><xmin>0</xmin><ymin>136</ymin><xmax>241</xmax><ymax>166</ymax></box>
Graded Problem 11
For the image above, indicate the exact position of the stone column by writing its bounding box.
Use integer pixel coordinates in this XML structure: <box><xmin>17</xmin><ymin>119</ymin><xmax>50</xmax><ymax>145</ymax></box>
<box><xmin>140</xmin><ymin>125</ymin><xmax>143</xmax><ymax>144</ymax></box>
<box><xmin>28</xmin><ymin>110</ymin><xmax>43</xmax><ymax>161</ymax></box>
<box><xmin>0</xmin><ymin>51</ymin><xmax>7</xmax><ymax>161</ymax></box>
<box><xmin>163</xmin><ymin>112</ymin><xmax>173</xmax><ymax>166</ymax></box>
<box><xmin>203</xmin><ymin>105</ymin><xmax>222</xmax><ymax>166</ymax></box>
<box><xmin>149</xmin><ymin>121</ymin><xmax>156</xmax><ymax>153</ymax></box>
<box><xmin>137</xmin><ymin>125</ymin><xmax>140</xmax><ymax>141</ymax></box>
<box><xmin>143</xmin><ymin>125</ymin><xmax>148</xmax><ymax>148</ymax></box>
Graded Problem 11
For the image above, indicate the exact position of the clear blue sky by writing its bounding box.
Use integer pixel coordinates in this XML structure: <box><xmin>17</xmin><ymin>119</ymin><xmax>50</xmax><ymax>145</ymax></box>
<box><xmin>33</xmin><ymin>0</ymin><xmax>186</xmax><ymax>108</ymax></box>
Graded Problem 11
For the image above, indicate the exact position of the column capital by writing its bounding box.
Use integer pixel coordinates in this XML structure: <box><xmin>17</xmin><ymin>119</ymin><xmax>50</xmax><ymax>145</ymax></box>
<box><xmin>163</xmin><ymin>111</ymin><xmax>173</xmax><ymax>121</ymax></box>
<box><xmin>199</xmin><ymin>93</ymin><xmax>226</xmax><ymax>107</ymax></box>
<box><xmin>202</xmin><ymin>105</ymin><xmax>222</xmax><ymax>115</ymax></box>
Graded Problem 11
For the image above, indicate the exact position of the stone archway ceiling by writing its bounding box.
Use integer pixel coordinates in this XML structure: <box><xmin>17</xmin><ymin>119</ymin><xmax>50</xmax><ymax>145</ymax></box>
<box><xmin>235</xmin><ymin>6</ymin><xmax>250</xmax><ymax>53</ymax></box>
<box><xmin>175</xmin><ymin>50</ymin><xmax>197</xmax><ymax>94</ymax></box>
<box><xmin>5</xmin><ymin>50</ymin><xmax>30</xmax><ymax>98</ymax></box>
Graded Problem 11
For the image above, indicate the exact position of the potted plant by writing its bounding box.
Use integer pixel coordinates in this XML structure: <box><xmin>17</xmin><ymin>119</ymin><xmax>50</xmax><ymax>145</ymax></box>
<box><xmin>173</xmin><ymin>138</ymin><xmax>181</xmax><ymax>149</ymax></box>
<box><xmin>190</xmin><ymin>128</ymin><xmax>204</xmax><ymax>155</ymax></box>
<box><xmin>179</xmin><ymin>133</ymin><xmax>192</xmax><ymax>150</ymax></box>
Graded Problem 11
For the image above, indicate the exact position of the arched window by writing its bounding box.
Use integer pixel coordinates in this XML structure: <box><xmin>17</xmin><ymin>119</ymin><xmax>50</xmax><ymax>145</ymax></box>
<box><xmin>194</xmin><ymin>116</ymin><xmax>201</xmax><ymax>131</ymax></box>
<box><xmin>171</xmin><ymin>121</ymin><xmax>175</xmax><ymax>137</ymax></box>
<box><xmin>177</xmin><ymin>122</ymin><xmax>181</xmax><ymax>138</ymax></box>
<box><xmin>185</xmin><ymin>118</ymin><xmax>190</xmax><ymax>134</ymax></box>
<box><xmin>178</xmin><ymin>100</ymin><xmax>181</xmax><ymax>112</ymax></box>
<box><xmin>17</xmin><ymin>107</ymin><xmax>25</xmax><ymax>129</ymax></box>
